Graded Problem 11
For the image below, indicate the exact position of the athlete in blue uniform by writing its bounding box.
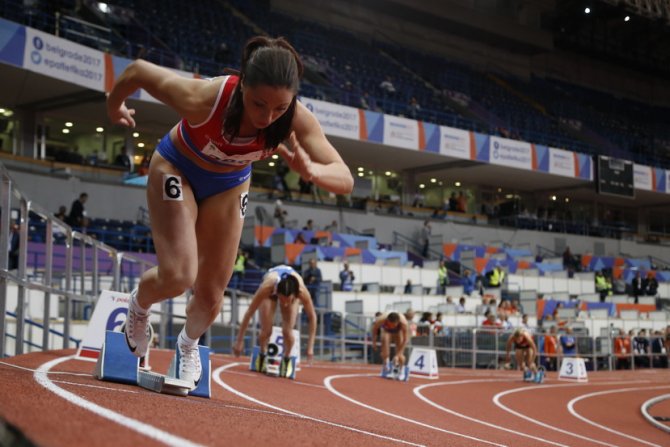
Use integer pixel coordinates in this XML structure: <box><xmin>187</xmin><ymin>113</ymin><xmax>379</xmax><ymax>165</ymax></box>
<box><xmin>233</xmin><ymin>265</ymin><xmax>317</xmax><ymax>374</ymax></box>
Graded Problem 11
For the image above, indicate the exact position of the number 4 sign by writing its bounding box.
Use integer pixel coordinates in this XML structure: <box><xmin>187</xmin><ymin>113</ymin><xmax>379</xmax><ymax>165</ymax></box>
<box><xmin>408</xmin><ymin>348</ymin><xmax>439</xmax><ymax>379</ymax></box>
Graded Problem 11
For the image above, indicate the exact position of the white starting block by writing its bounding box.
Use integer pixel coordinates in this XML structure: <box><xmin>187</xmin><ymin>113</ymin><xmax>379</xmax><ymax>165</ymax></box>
<box><xmin>558</xmin><ymin>357</ymin><xmax>588</xmax><ymax>382</ymax></box>
<box><xmin>94</xmin><ymin>330</ymin><xmax>212</xmax><ymax>398</ymax></box>
<box><xmin>380</xmin><ymin>360</ymin><xmax>409</xmax><ymax>382</ymax></box>
<box><xmin>249</xmin><ymin>344</ymin><xmax>297</xmax><ymax>379</ymax></box>
<box><xmin>408</xmin><ymin>348</ymin><xmax>439</xmax><ymax>379</ymax></box>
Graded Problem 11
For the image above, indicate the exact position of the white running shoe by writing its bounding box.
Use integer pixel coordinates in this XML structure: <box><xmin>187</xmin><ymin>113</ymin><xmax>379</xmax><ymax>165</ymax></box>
<box><xmin>124</xmin><ymin>290</ymin><xmax>151</xmax><ymax>358</ymax></box>
<box><xmin>177</xmin><ymin>341</ymin><xmax>202</xmax><ymax>388</ymax></box>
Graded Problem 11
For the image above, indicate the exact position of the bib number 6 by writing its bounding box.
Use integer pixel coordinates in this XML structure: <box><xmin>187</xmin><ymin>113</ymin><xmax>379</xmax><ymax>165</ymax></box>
<box><xmin>163</xmin><ymin>174</ymin><xmax>183</xmax><ymax>201</ymax></box>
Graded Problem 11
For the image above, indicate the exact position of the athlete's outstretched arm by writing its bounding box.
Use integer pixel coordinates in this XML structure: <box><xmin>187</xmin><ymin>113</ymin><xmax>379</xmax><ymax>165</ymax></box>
<box><xmin>233</xmin><ymin>278</ymin><xmax>274</xmax><ymax>356</ymax></box>
<box><xmin>107</xmin><ymin>59</ymin><xmax>219</xmax><ymax>127</ymax></box>
<box><xmin>297</xmin><ymin>283</ymin><xmax>317</xmax><ymax>362</ymax></box>
<box><xmin>278</xmin><ymin>101</ymin><xmax>354</xmax><ymax>195</ymax></box>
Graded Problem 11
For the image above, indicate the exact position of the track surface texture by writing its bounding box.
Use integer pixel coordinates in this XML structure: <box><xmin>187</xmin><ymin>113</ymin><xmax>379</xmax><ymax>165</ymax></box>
<box><xmin>1</xmin><ymin>349</ymin><xmax>668</xmax><ymax>447</ymax></box>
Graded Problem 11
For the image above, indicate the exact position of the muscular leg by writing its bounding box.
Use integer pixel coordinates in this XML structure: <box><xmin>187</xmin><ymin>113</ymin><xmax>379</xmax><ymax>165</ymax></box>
<box><xmin>187</xmin><ymin>179</ymin><xmax>250</xmax><ymax>339</ymax></box>
<box><xmin>257</xmin><ymin>299</ymin><xmax>277</xmax><ymax>353</ymax></box>
<box><xmin>380</xmin><ymin>331</ymin><xmax>391</xmax><ymax>363</ymax></box>
<box><xmin>279</xmin><ymin>300</ymin><xmax>300</xmax><ymax>358</ymax></box>
<box><xmin>136</xmin><ymin>153</ymin><xmax>198</xmax><ymax>309</ymax></box>
<box><xmin>525</xmin><ymin>348</ymin><xmax>538</xmax><ymax>373</ymax></box>
<box><xmin>515</xmin><ymin>349</ymin><xmax>526</xmax><ymax>371</ymax></box>
<box><xmin>391</xmin><ymin>333</ymin><xmax>405</xmax><ymax>366</ymax></box>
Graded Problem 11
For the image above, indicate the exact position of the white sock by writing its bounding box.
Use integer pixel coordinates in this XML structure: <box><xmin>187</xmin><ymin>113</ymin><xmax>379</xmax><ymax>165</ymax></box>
<box><xmin>178</xmin><ymin>328</ymin><xmax>198</xmax><ymax>346</ymax></box>
<box><xmin>130</xmin><ymin>294</ymin><xmax>150</xmax><ymax>315</ymax></box>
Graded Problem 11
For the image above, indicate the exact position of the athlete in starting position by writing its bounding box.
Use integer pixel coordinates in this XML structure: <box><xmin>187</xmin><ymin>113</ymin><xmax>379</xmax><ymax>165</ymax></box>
<box><xmin>505</xmin><ymin>328</ymin><xmax>539</xmax><ymax>380</ymax></box>
<box><xmin>371</xmin><ymin>312</ymin><xmax>410</xmax><ymax>370</ymax></box>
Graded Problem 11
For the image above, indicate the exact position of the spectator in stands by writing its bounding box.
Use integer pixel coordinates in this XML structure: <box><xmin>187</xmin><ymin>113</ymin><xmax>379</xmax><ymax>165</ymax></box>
<box><xmin>379</xmin><ymin>76</ymin><xmax>396</xmax><ymax>96</ymax></box>
<box><xmin>325</xmin><ymin>219</ymin><xmax>338</xmax><ymax>233</ymax></box>
<box><xmin>558</xmin><ymin>327</ymin><xmax>577</xmax><ymax>357</ymax></box>
<box><xmin>229</xmin><ymin>248</ymin><xmax>246</xmax><ymax>290</ymax></box>
<box><xmin>614</xmin><ymin>328</ymin><xmax>631</xmax><ymax>370</ymax></box>
<box><xmin>542</xmin><ymin>326</ymin><xmax>559</xmax><ymax>371</ymax></box>
<box><xmin>456</xmin><ymin>191</ymin><xmax>467</xmax><ymax>213</ymax></box>
<box><xmin>273</xmin><ymin>158</ymin><xmax>292</xmax><ymax>200</ymax></box>
<box><xmin>339</xmin><ymin>261</ymin><xmax>355</xmax><ymax>291</ymax></box>
<box><xmin>233</xmin><ymin>265</ymin><xmax>317</xmax><ymax>374</ymax></box>
<box><xmin>298</xmin><ymin>177</ymin><xmax>321</xmax><ymax>203</ymax></box>
<box><xmin>302</xmin><ymin>219</ymin><xmax>315</xmax><ymax>231</ymax></box>
<box><xmin>612</xmin><ymin>274</ymin><xmax>626</xmax><ymax>295</ymax></box>
<box><xmin>644</xmin><ymin>272</ymin><xmax>659</xmax><ymax>296</ymax></box>
<box><xmin>114</xmin><ymin>145</ymin><xmax>133</xmax><ymax>172</ymax></box>
<box><xmin>505</xmin><ymin>328</ymin><xmax>539</xmax><ymax>379</ymax></box>
<box><xmin>407</xmin><ymin>97</ymin><xmax>421</xmax><ymax>119</ymax></box>
<box><xmin>107</xmin><ymin>36</ymin><xmax>353</xmax><ymax>386</ymax></box>
<box><xmin>7</xmin><ymin>222</ymin><xmax>19</xmax><ymax>271</ymax></box>
<box><xmin>434</xmin><ymin>312</ymin><xmax>445</xmax><ymax>335</ymax></box>
<box><xmin>462</xmin><ymin>268</ymin><xmax>476</xmax><ymax>295</ymax></box>
<box><xmin>500</xmin><ymin>314</ymin><xmax>513</xmax><ymax>330</ymax></box>
<box><xmin>67</xmin><ymin>193</ymin><xmax>89</xmax><ymax>229</ymax></box>
<box><xmin>404</xmin><ymin>308</ymin><xmax>418</xmax><ymax>336</ymax></box>
<box><xmin>482</xmin><ymin>311</ymin><xmax>501</xmax><ymax>330</ymax></box>
<box><xmin>631</xmin><ymin>271</ymin><xmax>644</xmax><ymax>303</ymax></box>
<box><xmin>371</xmin><ymin>311</ymin><xmax>409</xmax><ymax>370</ymax></box>
<box><xmin>448</xmin><ymin>192</ymin><xmax>458</xmax><ymax>211</ymax></box>
<box><xmin>633</xmin><ymin>329</ymin><xmax>650</xmax><ymax>368</ymax></box>
<box><xmin>457</xmin><ymin>296</ymin><xmax>466</xmax><ymax>313</ymax></box>
<box><xmin>404</xmin><ymin>279</ymin><xmax>414</xmax><ymax>294</ymax></box>
<box><xmin>274</xmin><ymin>200</ymin><xmax>288</xmax><ymax>228</ymax></box>
<box><xmin>137</xmin><ymin>152</ymin><xmax>151</xmax><ymax>176</ymax></box>
<box><xmin>54</xmin><ymin>205</ymin><xmax>67</xmax><ymax>222</ymax></box>
<box><xmin>437</xmin><ymin>260</ymin><xmax>448</xmax><ymax>295</ymax></box>
<box><xmin>302</xmin><ymin>258</ymin><xmax>322</xmax><ymax>305</ymax></box>
<box><xmin>294</xmin><ymin>231</ymin><xmax>307</xmax><ymax>244</ymax></box>
<box><xmin>595</xmin><ymin>270</ymin><xmax>611</xmax><ymax>302</ymax></box>
<box><xmin>488</xmin><ymin>265</ymin><xmax>505</xmax><ymax>288</ymax></box>
<box><xmin>420</xmin><ymin>219</ymin><xmax>431</xmax><ymax>258</ymax></box>
<box><xmin>520</xmin><ymin>313</ymin><xmax>532</xmax><ymax>331</ymax></box>
<box><xmin>562</xmin><ymin>247</ymin><xmax>575</xmax><ymax>271</ymax></box>
<box><xmin>651</xmin><ymin>330</ymin><xmax>667</xmax><ymax>368</ymax></box>
<box><xmin>417</xmin><ymin>312</ymin><xmax>434</xmax><ymax>336</ymax></box>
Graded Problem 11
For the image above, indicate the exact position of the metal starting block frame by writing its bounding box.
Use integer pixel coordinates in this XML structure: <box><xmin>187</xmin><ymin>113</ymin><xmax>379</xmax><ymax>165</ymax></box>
<box><xmin>94</xmin><ymin>330</ymin><xmax>211</xmax><ymax>398</ymax></box>
<box><xmin>249</xmin><ymin>346</ymin><xmax>297</xmax><ymax>379</ymax></box>
<box><xmin>380</xmin><ymin>361</ymin><xmax>410</xmax><ymax>382</ymax></box>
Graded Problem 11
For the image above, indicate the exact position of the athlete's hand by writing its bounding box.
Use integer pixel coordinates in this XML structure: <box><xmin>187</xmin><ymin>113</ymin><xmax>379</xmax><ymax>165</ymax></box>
<box><xmin>232</xmin><ymin>341</ymin><xmax>243</xmax><ymax>357</ymax></box>
<box><xmin>277</xmin><ymin>131</ymin><xmax>314</xmax><ymax>181</ymax></box>
<box><xmin>108</xmin><ymin>100</ymin><xmax>136</xmax><ymax>128</ymax></box>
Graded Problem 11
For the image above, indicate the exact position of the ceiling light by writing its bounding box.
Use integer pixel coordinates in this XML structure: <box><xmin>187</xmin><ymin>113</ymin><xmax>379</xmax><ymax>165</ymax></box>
<box><xmin>551</xmin><ymin>195</ymin><xmax>557</xmax><ymax>201</ymax></box>
<box><xmin>357</xmin><ymin>172</ymin><xmax>364</xmax><ymax>177</ymax></box>
<box><xmin>137</xmin><ymin>142</ymin><xmax>145</xmax><ymax>148</ymax></box>
<box><xmin>62</xmin><ymin>129</ymin><xmax>70</xmax><ymax>134</ymax></box>
<box><xmin>132</xmin><ymin>132</ymin><xmax>139</xmax><ymax>138</ymax></box>
<box><xmin>584</xmin><ymin>7</ymin><xmax>590</xmax><ymax>14</ymax></box>
<box><xmin>98</xmin><ymin>2</ymin><xmax>109</xmax><ymax>13</ymax></box>
<box><xmin>454</xmin><ymin>181</ymin><xmax>461</xmax><ymax>187</ymax></box>
<box><xmin>385</xmin><ymin>171</ymin><xmax>391</xmax><ymax>176</ymax></box>
<box><xmin>357</xmin><ymin>167</ymin><xmax>364</xmax><ymax>172</ymax></box>
<box><xmin>96</xmin><ymin>127</ymin><xmax>104</xmax><ymax>132</ymax></box>
<box><xmin>268</xmin><ymin>162</ymin><xmax>275</xmax><ymax>167</ymax></box>
<box><xmin>419</xmin><ymin>184</ymin><xmax>425</xmax><ymax>189</ymax></box>
<box><xmin>271</xmin><ymin>154</ymin><xmax>278</xmax><ymax>159</ymax></box>
<box><xmin>430</xmin><ymin>178</ymin><xmax>436</xmax><ymax>183</ymax></box>
<box><xmin>65</xmin><ymin>122</ymin><xmax>73</xmax><ymax>127</ymax></box>
<box><xmin>624</xmin><ymin>15</ymin><xmax>630</xmax><ymax>21</ymax></box>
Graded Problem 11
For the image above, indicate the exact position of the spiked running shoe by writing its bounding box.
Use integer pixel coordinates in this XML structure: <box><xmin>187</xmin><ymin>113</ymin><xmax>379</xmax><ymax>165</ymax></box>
<box><xmin>279</xmin><ymin>356</ymin><xmax>294</xmax><ymax>378</ymax></box>
<box><xmin>177</xmin><ymin>341</ymin><xmax>202</xmax><ymax>389</ymax></box>
<box><xmin>255</xmin><ymin>353</ymin><xmax>267</xmax><ymax>373</ymax></box>
<box><xmin>124</xmin><ymin>291</ymin><xmax>151</xmax><ymax>358</ymax></box>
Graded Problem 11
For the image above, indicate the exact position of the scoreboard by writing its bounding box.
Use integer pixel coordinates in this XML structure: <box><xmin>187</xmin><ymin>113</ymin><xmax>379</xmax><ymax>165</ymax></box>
<box><xmin>595</xmin><ymin>155</ymin><xmax>634</xmax><ymax>198</ymax></box>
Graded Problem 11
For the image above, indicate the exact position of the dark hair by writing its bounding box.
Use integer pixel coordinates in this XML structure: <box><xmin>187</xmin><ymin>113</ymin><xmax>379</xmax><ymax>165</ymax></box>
<box><xmin>224</xmin><ymin>36</ymin><xmax>303</xmax><ymax>149</ymax></box>
<box><xmin>387</xmin><ymin>312</ymin><xmax>399</xmax><ymax>324</ymax></box>
<box><xmin>277</xmin><ymin>273</ymin><xmax>299</xmax><ymax>297</ymax></box>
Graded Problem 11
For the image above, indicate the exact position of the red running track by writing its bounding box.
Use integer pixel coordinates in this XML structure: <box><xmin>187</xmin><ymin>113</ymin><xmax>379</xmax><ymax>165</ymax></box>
<box><xmin>0</xmin><ymin>349</ymin><xmax>668</xmax><ymax>446</ymax></box>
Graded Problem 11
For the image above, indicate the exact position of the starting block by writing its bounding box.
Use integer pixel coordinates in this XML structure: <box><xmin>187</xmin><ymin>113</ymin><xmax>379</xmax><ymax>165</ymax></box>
<box><xmin>249</xmin><ymin>345</ymin><xmax>297</xmax><ymax>379</ymax></box>
<box><xmin>94</xmin><ymin>330</ymin><xmax>211</xmax><ymax>398</ymax></box>
<box><xmin>380</xmin><ymin>360</ymin><xmax>409</xmax><ymax>382</ymax></box>
<box><xmin>522</xmin><ymin>367</ymin><xmax>545</xmax><ymax>384</ymax></box>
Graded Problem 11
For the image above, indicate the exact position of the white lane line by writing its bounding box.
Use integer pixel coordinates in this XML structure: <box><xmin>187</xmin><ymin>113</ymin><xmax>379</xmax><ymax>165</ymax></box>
<box><xmin>568</xmin><ymin>386</ymin><xmax>670</xmax><ymax>447</ymax></box>
<box><xmin>214</xmin><ymin>363</ymin><xmax>425</xmax><ymax>447</ymax></box>
<box><xmin>324</xmin><ymin>373</ymin><xmax>508</xmax><ymax>447</ymax></box>
<box><xmin>493</xmin><ymin>381</ymin><xmax>646</xmax><ymax>447</ymax></box>
<box><xmin>34</xmin><ymin>355</ymin><xmax>206</xmax><ymax>447</ymax></box>
<box><xmin>641</xmin><ymin>393</ymin><xmax>670</xmax><ymax>434</ymax></box>
<box><xmin>414</xmin><ymin>379</ymin><xmax>570</xmax><ymax>447</ymax></box>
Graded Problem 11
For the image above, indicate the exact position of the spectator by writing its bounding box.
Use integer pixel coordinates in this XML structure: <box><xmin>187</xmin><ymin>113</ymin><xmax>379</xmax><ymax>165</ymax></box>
<box><xmin>651</xmin><ymin>330</ymin><xmax>667</xmax><ymax>368</ymax></box>
<box><xmin>558</xmin><ymin>327</ymin><xmax>577</xmax><ymax>357</ymax></box>
<box><xmin>114</xmin><ymin>145</ymin><xmax>132</xmax><ymax>172</ymax></box>
<box><xmin>325</xmin><ymin>219</ymin><xmax>338</xmax><ymax>233</ymax></box>
<box><xmin>456</xmin><ymin>191</ymin><xmax>467</xmax><ymax>213</ymax></box>
<box><xmin>482</xmin><ymin>311</ymin><xmax>501</xmax><ymax>330</ymax></box>
<box><xmin>462</xmin><ymin>268</ymin><xmax>476</xmax><ymax>295</ymax></box>
<box><xmin>67</xmin><ymin>193</ymin><xmax>89</xmax><ymax>229</ymax></box>
<box><xmin>294</xmin><ymin>231</ymin><xmax>307</xmax><ymax>244</ymax></box>
<box><xmin>614</xmin><ymin>328</ymin><xmax>631</xmax><ymax>369</ymax></box>
<box><xmin>229</xmin><ymin>248</ymin><xmax>246</xmax><ymax>290</ymax></box>
<box><xmin>631</xmin><ymin>271</ymin><xmax>644</xmax><ymax>303</ymax></box>
<box><xmin>404</xmin><ymin>279</ymin><xmax>413</xmax><ymax>294</ymax></box>
<box><xmin>633</xmin><ymin>329</ymin><xmax>650</xmax><ymax>368</ymax></box>
<box><xmin>520</xmin><ymin>313</ymin><xmax>533</xmax><ymax>331</ymax></box>
<box><xmin>595</xmin><ymin>270</ymin><xmax>611</xmax><ymax>302</ymax></box>
<box><xmin>273</xmin><ymin>200</ymin><xmax>287</xmax><ymax>228</ymax></box>
<box><xmin>302</xmin><ymin>258</ymin><xmax>322</xmax><ymax>305</ymax></box>
<box><xmin>448</xmin><ymin>192</ymin><xmax>458</xmax><ymax>211</ymax></box>
<box><xmin>339</xmin><ymin>261</ymin><xmax>355</xmax><ymax>291</ymax></box>
<box><xmin>137</xmin><ymin>152</ymin><xmax>151</xmax><ymax>176</ymax></box>
<box><xmin>302</xmin><ymin>219</ymin><xmax>315</xmax><ymax>231</ymax></box>
<box><xmin>54</xmin><ymin>205</ymin><xmax>67</xmax><ymax>222</ymax></box>
<box><xmin>274</xmin><ymin>159</ymin><xmax>291</xmax><ymax>200</ymax></box>
<box><xmin>298</xmin><ymin>177</ymin><xmax>321</xmax><ymax>203</ymax></box>
<box><xmin>407</xmin><ymin>97</ymin><xmax>421</xmax><ymax>119</ymax></box>
<box><xmin>644</xmin><ymin>272</ymin><xmax>659</xmax><ymax>296</ymax></box>
<box><xmin>420</xmin><ymin>219</ymin><xmax>431</xmax><ymax>258</ymax></box>
<box><xmin>457</xmin><ymin>296</ymin><xmax>466</xmax><ymax>313</ymax></box>
<box><xmin>8</xmin><ymin>222</ymin><xmax>19</xmax><ymax>270</ymax></box>
<box><xmin>562</xmin><ymin>246</ymin><xmax>574</xmax><ymax>270</ymax></box>
<box><xmin>437</xmin><ymin>260</ymin><xmax>448</xmax><ymax>295</ymax></box>
<box><xmin>379</xmin><ymin>76</ymin><xmax>396</xmax><ymax>96</ymax></box>
<box><xmin>433</xmin><ymin>312</ymin><xmax>445</xmax><ymax>335</ymax></box>
<box><xmin>542</xmin><ymin>326</ymin><xmax>559</xmax><ymax>371</ymax></box>
<box><xmin>417</xmin><ymin>311</ymin><xmax>434</xmax><ymax>336</ymax></box>
<box><xmin>488</xmin><ymin>266</ymin><xmax>505</xmax><ymax>288</ymax></box>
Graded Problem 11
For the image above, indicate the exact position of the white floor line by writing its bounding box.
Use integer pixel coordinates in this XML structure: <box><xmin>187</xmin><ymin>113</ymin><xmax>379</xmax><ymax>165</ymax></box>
<box><xmin>414</xmin><ymin>379</ymin><xmax>570</xmax><ymax>446</ymax></box>
<box><xmin>34</xmin><ymin>355</ymin><xmax>205</xmax><ymax>447</ymax></box>
<box><xmin>493</xmin><ymin>381</ymin><xmax>647</xmax><ymax>447</ymax></box>
<box><xmin>324</xmin><ymin>373</ymin><xmax>508</xmax><ymax>447</ymax></box>
<box><xmin>567</xmin><ymin>386</ymin><xmax>670</xmax><ymax>447</ymax></box>
<box><xmin>214</xmin><ymin>363</ymin><xmax>426</xmax><ymax>447</ymax></box>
